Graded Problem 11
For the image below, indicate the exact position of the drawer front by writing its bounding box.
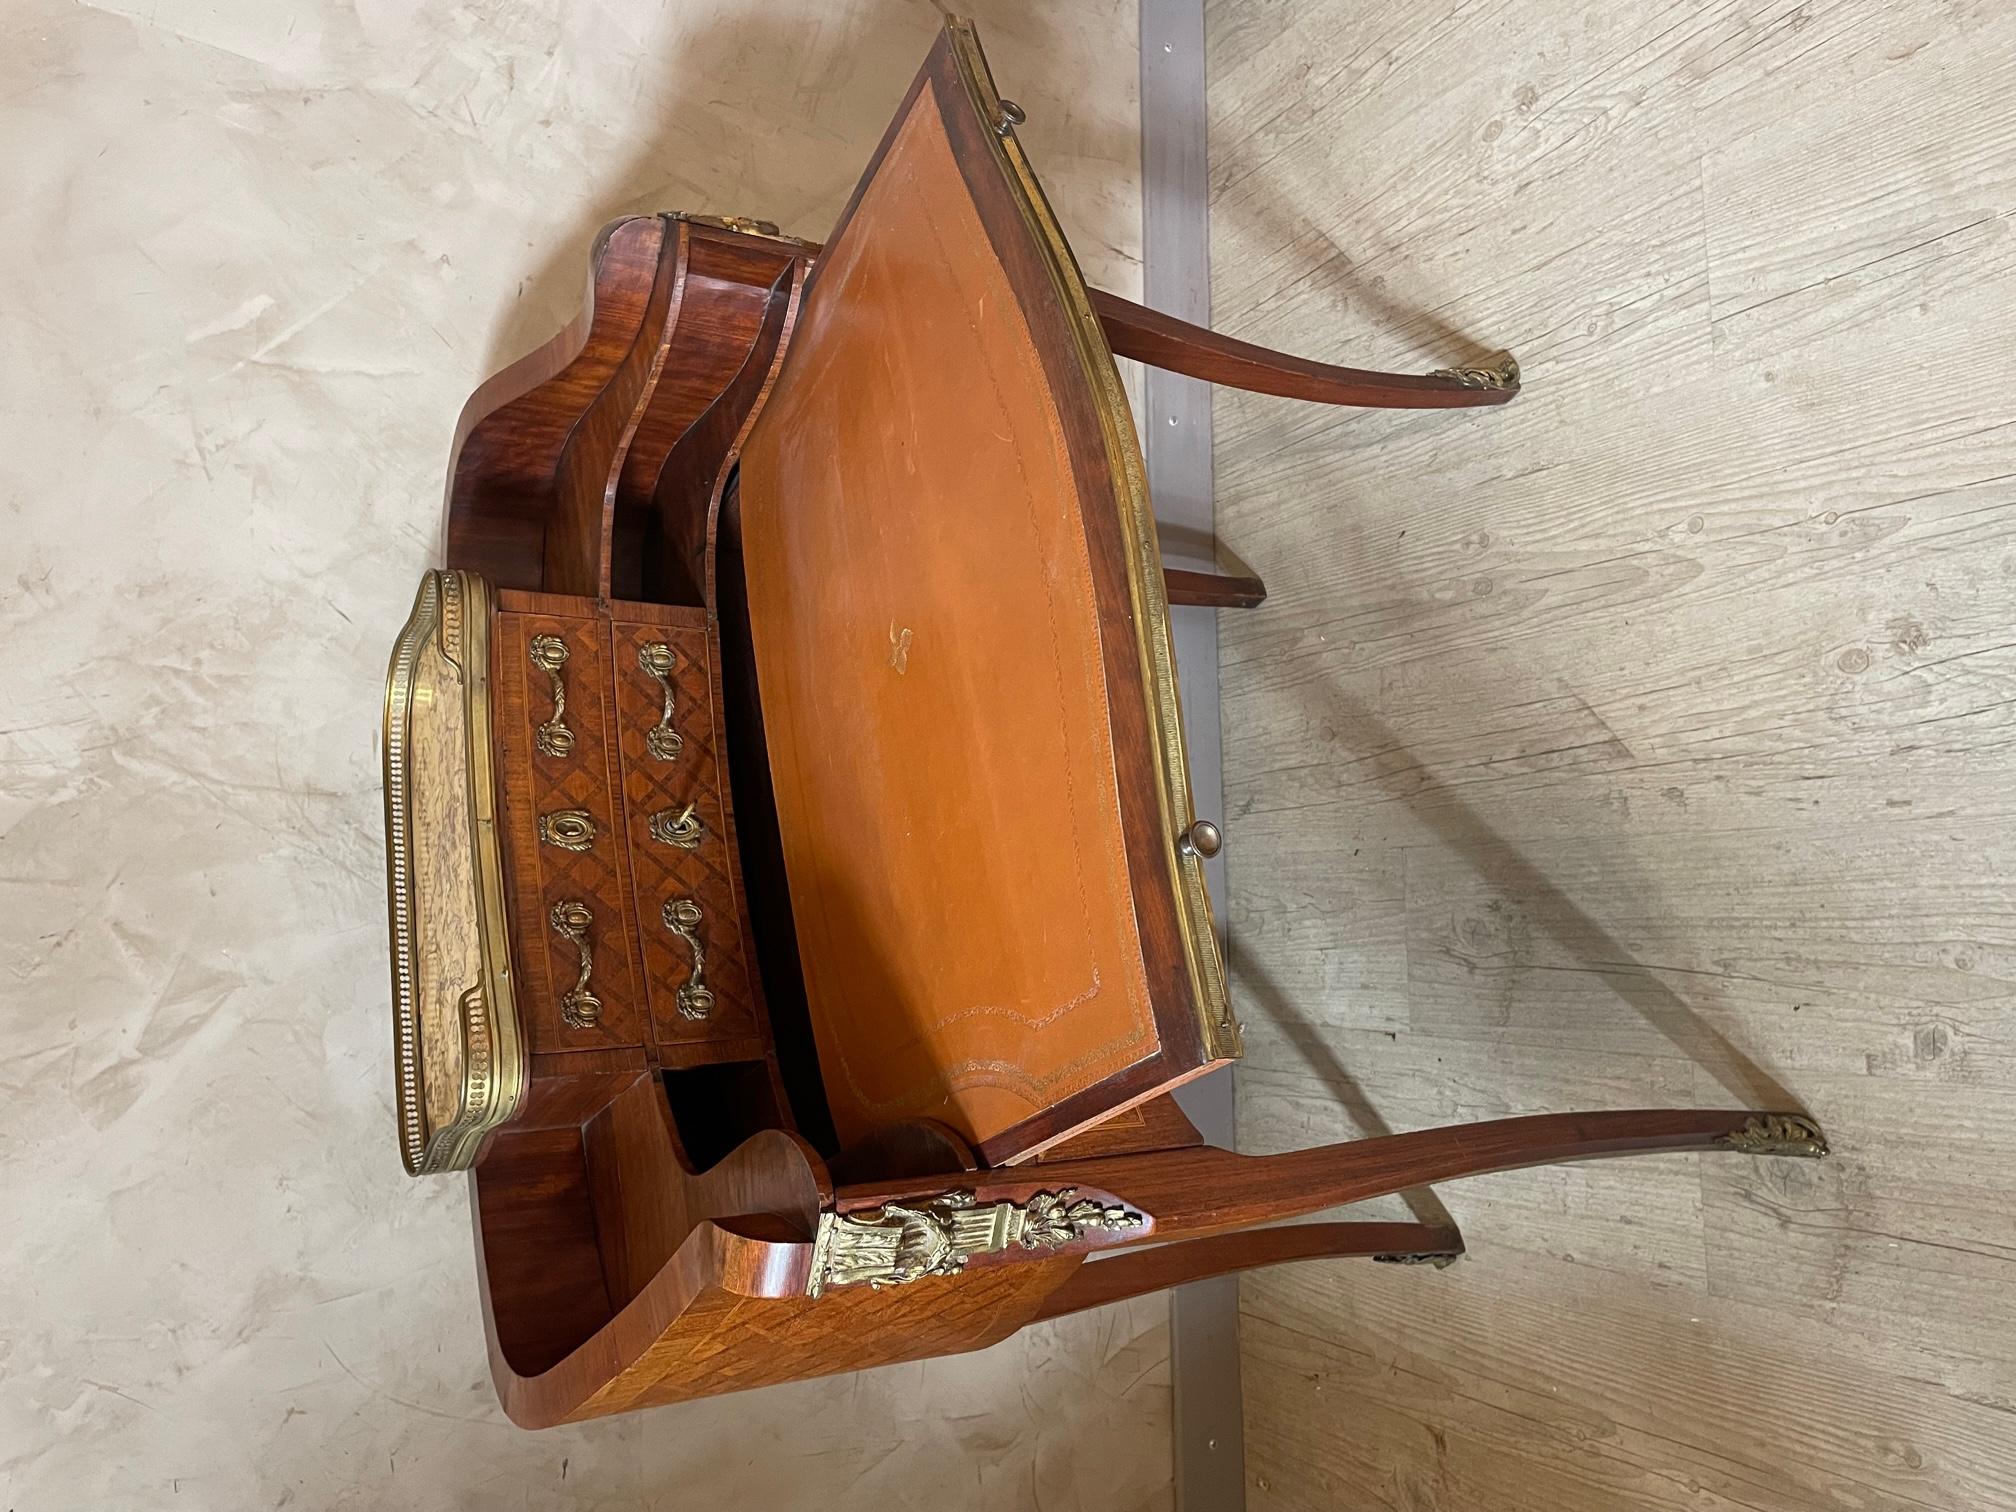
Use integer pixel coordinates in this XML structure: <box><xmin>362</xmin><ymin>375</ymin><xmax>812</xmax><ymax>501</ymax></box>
<box><xmin>492</xmin><ymin>610</ymin><xmax>647</xmax><ymax>1052</ymax></box>
<box><xmin>610</xmin><ymin>621</ymin><xmax>760</xmax><ymax>1047</ymax></box>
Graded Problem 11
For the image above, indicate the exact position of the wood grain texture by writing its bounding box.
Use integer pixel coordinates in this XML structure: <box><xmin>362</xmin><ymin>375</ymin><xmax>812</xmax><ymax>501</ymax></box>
<box><xmin>580</xmin><ymin>1076</ymin><xmax>824</xmax><ymax>1310</ymax></box>
<box><xmin>450</xmin><ymin>218</ymin><xmax>665</xmax><ymax>590</ymax></box>
<box><xmin>512</xmin><ymin>1048</ymin><xmax>652</xmax><ymax>1132</ymax></box>
<box><xmin>490</xmin><ymin>605</ymin><xmax>648</xmax><ymax>1053</ymax></box>
<box><xmin>1092</xmin><ymin>286</ymin><xmax>1515</xmax><ymax>408</ymax></box>
<box><xmin>734</xmin><ymin>30</ymin><xmax>1225</xmax><ymax>1168</ymax></box>
<box><xmin>638</xmin><ymin>258</ymin><xmax>797</xmax><ymax>604</ymax></box>
<box><xmin>824</xmin><ymin>1117</ymin><xmax>979</xmax><ymax>1185</ymax></box>
<box><xmin>475</xmin><ymin>1082</ymin><xmax>838</xmax><ymax>1423</ymax></box>
<box><xmin>475</xmin><ymin>1076</ymin><xmax>1148</xmax><ymax>1430</ymax></box>
<box><xmin>608</xmin><ymin>620</ymin><xmax>761</xmax><ymax>1048</ymax></box>
<box><xmin>452</xmin><ymin>34</ymin><xmax>1235</xmax><ymax>1428</ymax></box>
<box><xmin>611</xmin><ymin>230</ymin><xmax>796</xmax><ymax>602</ymax></box>
<box><xmin>472</xmin><ymin>1125</ymin><xmax>619</xmax><ymax>1379</ymax></box>
<box><xmin>1037</xmin><ymin>1090</ymin><xmax>1205</xmax><ymax>1162</ymax></box>
<box><xmin>547</xmin><ymin>1244</ymin><xmax>1084</xmax><ymax>1426</ymax></box>
<box><xmin>842</xmin><ymin>1107</ymin><xmax>1811</xmax><ymax>1246</ymax></box>
<box><xmin>448</xmin><ymin>216</ymin><xmax>812</xmax><ymax>599</ymax></box>
<box><xmin>551</xmin><ymin>216</ymin><xmax>679</xmax><ymax>597</ymax></box>
<box><xmin>1030</xmin><ymin>1221</ymin><xmax>1464</xmax><ymax>1323</ymax></box>
<box><xmin>1207</xmin><ymin>0</ymin><xmax>2016</xmax><ymax>1506</ymax></box>
<box><xmin>1164</xmin><ymin>566</ymin><xmax>1268</xmax><ymax>609</ymax></box>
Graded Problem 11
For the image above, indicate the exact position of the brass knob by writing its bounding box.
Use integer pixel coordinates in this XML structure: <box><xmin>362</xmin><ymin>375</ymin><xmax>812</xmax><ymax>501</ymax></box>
<box><xmin>1178</xmin><ymin>820</ymin><xmax>1222</xmax><ymax>859</ymax></box>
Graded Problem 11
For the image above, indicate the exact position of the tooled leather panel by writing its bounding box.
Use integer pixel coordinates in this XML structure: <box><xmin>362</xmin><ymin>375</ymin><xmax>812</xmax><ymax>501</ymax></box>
<box><xmin>735</xmin><ymin>93</ymin><xmax>1159</xmax><ymax>1155</ymax></box>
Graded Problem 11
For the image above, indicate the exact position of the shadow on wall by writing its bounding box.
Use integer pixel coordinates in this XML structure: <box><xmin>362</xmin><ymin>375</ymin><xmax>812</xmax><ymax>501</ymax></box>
<box><xmin>479</xmin><ymin>0</ymin><xmax>1135</xmax><ymax>380</ymax></box>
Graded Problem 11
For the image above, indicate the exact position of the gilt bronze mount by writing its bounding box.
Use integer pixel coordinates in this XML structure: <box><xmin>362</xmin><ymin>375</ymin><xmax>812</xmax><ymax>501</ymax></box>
<box><xmin>382</xmin><ymin>569</ymin><xmax>524</xmax><ymax>1175</ymax></box>
<box><xmin>1716</xmin><ymin>1113</ymin><xmax>1830</xmax><ymax>1158</ymax></box>
<box><xmin>806</xmin><ymin>1188</ymin><xmax>1144</xmax><ymax>1297</ymax></box>
<box><xmin>1427</xmin><ymin>351</ymin><xmax>1521</xmax><ymax>391</ymax></box>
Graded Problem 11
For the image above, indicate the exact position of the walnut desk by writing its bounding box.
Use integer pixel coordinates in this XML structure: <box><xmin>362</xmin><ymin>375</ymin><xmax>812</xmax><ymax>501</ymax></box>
<box><xmin>379</xmin><ymin>17</ymin><xmax>1828</xmax><ymax>1427</ymax></box>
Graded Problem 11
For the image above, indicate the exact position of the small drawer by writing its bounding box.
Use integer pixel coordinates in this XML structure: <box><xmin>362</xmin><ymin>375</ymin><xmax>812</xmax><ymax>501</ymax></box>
<box><xmin>492</xmin><ymin>607</ymin><xmax>647</xmax><ymax>1053</ymax></box>
<box><xmin>610</xmin><ymin>620</ymin><xmax>761</xmax><ymax>1047</ymax></box>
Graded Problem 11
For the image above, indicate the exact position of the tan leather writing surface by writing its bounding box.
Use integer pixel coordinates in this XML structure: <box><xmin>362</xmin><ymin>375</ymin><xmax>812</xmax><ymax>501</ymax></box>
<box><xmin>737</xmin><ymin>31</ymin><xmax>1231</xmax><ymax>1162</ymax></box>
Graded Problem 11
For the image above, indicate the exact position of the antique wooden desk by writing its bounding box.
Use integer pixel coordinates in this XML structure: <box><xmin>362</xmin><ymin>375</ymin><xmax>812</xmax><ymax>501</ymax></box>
<box><xmin>381</xmin><ymin>18</ymin><xmax>1827</xmax><ymax>1427</ymax></box>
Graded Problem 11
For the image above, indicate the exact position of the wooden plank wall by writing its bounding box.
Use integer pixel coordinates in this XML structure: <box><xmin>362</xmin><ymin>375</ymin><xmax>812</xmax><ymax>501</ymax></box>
<box><xmin>1204</xmin><ymin>1</ymin><xmax>2016</xmax><ymax>1507</ymax></box>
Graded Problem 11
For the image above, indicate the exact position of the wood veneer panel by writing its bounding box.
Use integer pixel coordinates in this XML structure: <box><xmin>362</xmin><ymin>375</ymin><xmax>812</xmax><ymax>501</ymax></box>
<box><xmin>490</xmin><ymin>608</ymin><xmax>647</xmax><ymax>1053</ymax></box>
<box><xmin>639</xmin><ymin>264</ymin><xmax>797</xmax><ymax>605</ymax></box>
<box><xmin>611</xmin><ymin>231</ymin><xmax>802</xmax><ymax>603</ymax></box>
<box><xmin>608</xmin><ymin>620</ymin><xmax>760</xmax><ymax>1048</ymax></box>
<box><xmin>842</xmin><ymin>1108</ymin><xmax>1808</xmax><ymax>1244</ymax></box>
<box><xmin>547</xmin><ymin>217</ymin><xmax>678</xmax><ymax>597</ymax></box>
<box><xmin>1030</xmin><ymin>1222</ymin><xmax>1464</xmax><ymax>1322</ymax></box>
<box><xmin>1163</xmin><ymin>566</ymin><xmax>1267</xmax><ymax>609</ymax></box>
<box><xmin>1089</xmin><ymin>286</ymin><xmax>1517</xmax><ymax>408</ymax></box>
<box><xmin>735</xmin><ymin>36</ymin><xmax>1219</xmax><ymax>1164</ymax></box>
<box><xmin>447</xmin><ymin>217</ymin><xmax>665</xmax><ymax>589</ymax></box>
<box><xmin>475</xmin><ymin>1126</ymin><xmax>616</xmax><ymax>1378</ymax></box>
<box><xmin>1037</xmin><ymin>1091</ymin><xmax>1204</xmax><ymax>1162</ymax></box>
<box><xmin>514</xmin><ymin>1053</ymin><xmax>650</xmax><ymax>1131</ymax></box>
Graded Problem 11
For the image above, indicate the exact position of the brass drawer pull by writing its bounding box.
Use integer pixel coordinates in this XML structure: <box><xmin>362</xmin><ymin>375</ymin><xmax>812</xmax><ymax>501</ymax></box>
<box><xmin>529</xmin><ymin>634</ymin><xmax>575</xmax><ymax>758</ymax></box>
<box><xmin>549</xmin><ymin>900</ymin><xmax>603</xmax><ymax>1028</ymax></box>
<box><xmin>648</xmin><ymin>803</ymin><xmax>705</xmax><ymax>850</ymax></box>
<box><xmin>661</xmin><ymin>897</ymin><xmax>715</xmax><ymax>1021</ymax></box>
<box><xmin>638</xmin><ymin>642</ymin><xmax>684</xmax><ymax>761</ymax></box>
<box><xmin>539</xmin><ymin>809</ymin><xmax>598</xmax><ymax>851</ymax></box>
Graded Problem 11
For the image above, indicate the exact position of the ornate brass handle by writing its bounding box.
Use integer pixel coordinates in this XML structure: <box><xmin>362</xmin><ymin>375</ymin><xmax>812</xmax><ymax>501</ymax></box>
<box><xmin>529</xmin><ymin>634</ymin><xmax>574</xmax><ymax>758</ymax></box>
<box><xmin>539</xmin><ymin>809</ymin><xmax>597</xmax><ymax>851</ymax></box>
<box><xmin>661</xmin><ymin>897</ymin><xmax>714</xmax><ymax>1021</ymax></box>
<box><xmin>648</xmin><ymin>802</ymin><xmax>705</xmax><ymax>850</ymax></box>
<box><xmin>549</xmin><ymin>899</ymin><xmax>602</xmax><ymax>1028</ymax></box>
<box><xmin>637</xmin><ymin>642</ymin><xmax>684</xmax><ymax>761</ymax></box>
